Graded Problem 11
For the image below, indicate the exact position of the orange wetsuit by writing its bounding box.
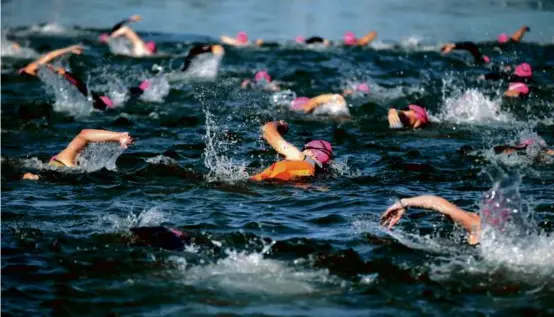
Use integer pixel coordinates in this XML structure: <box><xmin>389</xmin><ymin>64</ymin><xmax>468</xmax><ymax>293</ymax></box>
<box><xmin>250</xmin><ymin>160</ymin><xmax>316</xmax><ymax>181</ymax></box>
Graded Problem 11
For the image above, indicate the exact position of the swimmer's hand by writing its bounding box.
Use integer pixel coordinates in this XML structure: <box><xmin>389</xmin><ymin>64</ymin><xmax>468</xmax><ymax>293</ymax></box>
<box><xmin>380</xmin><ymin>201</ymin><xmax>407</xmax><ymax>229</ymax></box>
<box><xmin>388</xmin><ymin>108</ymin><xmax>403</xmax><ymax>129</ymax></box>
<box><xmin>68</xmin><ymin>45</ymin><xmax>84</xmax><ymax>55</ymax></box>
<box><xmin>440</xmin><ymin>43</ymin><xmax>455</xmax><ymax>54</ymax></box>
<box><xmin>241</xmin><ymin>79</ymin><xmax>251</xmax><ymax>88</ymax></box>
<box><xmin>119</xmin><ymin>132</ymin><xmax>134</xmax><ymax>148</ymax></box>
<box><xmin>22</xmin><ymin>173</ymin><xmax>40</xmax><ymax>180</ymax></box>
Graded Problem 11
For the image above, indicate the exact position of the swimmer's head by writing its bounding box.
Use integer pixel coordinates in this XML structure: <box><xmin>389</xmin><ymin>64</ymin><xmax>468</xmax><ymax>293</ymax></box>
<box><xmin>483</xmin><ymin>55</ymin><xmax>491</xmax><ymax>63</ymax></box>
<box><xmin>343</xmin><ymin>32</ymin><xmax>357</xmax><ymax>46</ymax></box>
<box><xmin>497</xmin><ymin>33</ymin><xmax>509</xmax><ymax>44</ymax></box>
<box><xmin>295</xmin><ymin>36</ymin><xmax>306</xmax><ymax>44</ymax></box>
<box><xmin>408</xmin><ymin>104</ymin><xmax>429</xmax><ymax>125</ymax></box>
<box><xmin>145</xmin><ymin>41</ymin><xmax>157</xmax><ymax>53</ymax></box>
<box><xmin>99</xmin><ymin>96</ymin><xmax>114</xmax><ymax>108</ymax></box>
<box><xmin>303</xmin><ymin>140</ymin><xmax>333</xmax><ymax>165</ymax></box>
<box><xmin>291</xmin><ymin>97</ymin><xmax>310</xmax><ymax>110</ymax></box>
<box><xmin>99</xmin><ymin>33</ymin><xmax>110</xmax><ymax>43</ymax></box>
<box><xmin>254</xmin><ymin>70</ymin><xmax>271</xmax><ymax>83</ymax></box>
<box><xmin>236</xmin><ymin>31</ymin><xmax>248</xmax><ymax>44</ymax></box>
<box><xmin>356</xmin><ymin>83</ymin><xmax>370</xmax><ymax>93</ymax></box>
<box><xmin>508</xmin><ymin>82</ymin><xmax>529</xmax><ymax>95</ymax></box>
<box><xmin>139</xmin><ymin>80</ymin><xmax>150</xmax><ymax>91</ymax></box>
<box><xmin>514</xmin><ymin>63</ymin><xmax>532</xmax><ymax>78</ymax></box>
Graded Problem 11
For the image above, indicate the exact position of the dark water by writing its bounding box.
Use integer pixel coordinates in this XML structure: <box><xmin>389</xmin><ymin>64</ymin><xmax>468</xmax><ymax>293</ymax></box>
<box><xmin>2</xmin><ymin>1</ymin><xmax>554</xmax><ymax>316</ymax></box>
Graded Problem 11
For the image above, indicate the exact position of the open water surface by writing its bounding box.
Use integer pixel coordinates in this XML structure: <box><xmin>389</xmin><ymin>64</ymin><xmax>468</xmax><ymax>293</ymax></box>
<box><xmin>2</xmin><ymin>0</ymin><xmax>554</xmax><ymax>316</ymax></box>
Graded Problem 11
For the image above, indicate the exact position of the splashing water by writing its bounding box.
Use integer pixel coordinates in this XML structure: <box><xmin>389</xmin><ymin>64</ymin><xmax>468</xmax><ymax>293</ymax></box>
<box><xmin>1</xmin><ymin>33</ymin><xmax>38</xmax><ymax>58</ymax></box>
<box><xmin>183</xmin><ymin>54</ymin><xmax>223</xmax><ymax>80</ymax></box>
<box><xmin>270</xmin><ymin>90</ymin><xmax>297</xmax><ymax>107</ymax></box>
<box><xmin>439</xmin><ymin>88</ymin><xmax>510</xmax><ymax>124</ymax></box>
<box><xmin>75</xmin><ymin>142</ymin><xmax>126</xmax><ymax>172</ymax></box>
<box><xmin>140</xmin><ymin>76</ymin><xmax>170</xmax><ymax>103</ymax></box>
<box><xmin>100</xmin><ymin>207</ymin><xmax>167</xmax><ymax>233</ymax></box>
<box><xmin>145</xmin><ymin>155</ymin><xmax>178</xmax><ymax>166</ymax></box>
<box><xmin>37</xmin><ymin>67</ymin><xmax>92</xmax><ymax>118</ymax></box>
<box><xmin>107</xmin><ymin>38</ymin><xmax>133</xmax><ymax>56</ymax></box>
<box><xmin>202</xmin><ymin>108</ymin><xmax>248</xmax><ymax>182</ymax></box>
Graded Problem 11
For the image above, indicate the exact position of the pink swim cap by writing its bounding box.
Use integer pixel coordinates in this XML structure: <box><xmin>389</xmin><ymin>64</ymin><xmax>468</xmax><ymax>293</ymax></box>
<box><xmin>254</xmin><ymin>70</ymin><xmax>271</xmax><ymax>83</ymax></box>
<box><xmin>295</xmin><ymin>36</ymin><xmax>306</xmax><ymax>44</ymax></box>
<box><xmin>356</xmin><ymin>83</ymin><xmax>370</xmax><ymax>93</ymax></box>
<box><xmin>236</xmin><ymin>31</ymin><xmax>248</xmax><ymax>44</ymax></box>
<box><xmin>291</xmin><ymin>97</ymin><xmax>310</xmax><ymax>110</ymax></box>
<box><xmin>304</xmin><ymin>140</ymin><xmax>333</xmax><ymax>165</ymax></box>
<box><xmin>99</xmin><ymin>33</ymin><xmax>109</xmax><ymax>43</ymax></box>
<box><xmin>343</xmin><ymin>32</ymin><xmax>357</xmax><ymax>46</ymax></box>
<box><xmin>145</xmin><ymin>41</ymin><xmax>157</xmax><ymax>53</ymax></box>
<box><xmin>408</xmin><ymin>104</ymin><xmax>429</xmax><ymax>125</ymax></box>
<box><xmin>508</xmin><ymin>82</ymin><xmax>529</xmax><ymax>95</ymax></box>
<box><xmin>483</xmin><ymin>55</ymin><xmax>491</xmax><ymax>63</ymax></box>
<box><xmin>514</xmin><ymin>63</ymin><xmax>532</xmax><ymax>78</ymax></box>
<box><xmin>139</xmin><ymin>80</ymin><xmax>150</xmax><ymax>91</ymax></box>
<box><xmin>498</xmin><ymin>33</ymin><xmax>509</xmax><ymax>44</ymax></box>
<box><xmin>100</xmin><ymin>96</ymin><xmax>114</xmax><ymax>108</ymax></box>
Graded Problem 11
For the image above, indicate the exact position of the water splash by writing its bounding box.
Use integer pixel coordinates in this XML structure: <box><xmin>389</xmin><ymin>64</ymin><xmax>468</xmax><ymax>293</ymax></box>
<box><xmin>107</xmin><ymin>38</ymin><xmax>133</xmax><ymax>56</ymax></box>
<box><xmin>183</xmin><ymin>54</ymin><xmax>223</xmax><ymax>80</ymax></box>
<box><xmin>146</xmin><ymin>155</ymin><xmax>178</xmax><ymax>166</ymax></box>
<box><xmin>1</xmin><ymin>32</ymin><xmax>38</xmax><ymax>58</ymax></box>
<box><xmin>139</xmin><ymin>76</ymin><xmax>170</xmax><ymax>103</ymax></box>
<box><xmin>202</xmin><ymin>107</ymin><xmax>248</xmax><ymax>182</ymax></box>
<box><xmin>100</xmin><ymin>207</ymin><xmax>167</xmax><ymax>232</ymax></box>
<box><xmin>75</xmin><ymin>142</ymin><xmax>126</xmax><ymax>172</ymax></box>
<box><xmin>270</xmin><ymin>90</ymin><xmax>297</xmax><ymax>107</ymax></box>
<box><xmin>37</xmin><ymin>67</ymin><xmax>92</xmax><ymax>118</ymax></box>
<box><xmin>438</xmin><ymin>86</ymin><xmax>510</xmax><ymax>124</ymax></box>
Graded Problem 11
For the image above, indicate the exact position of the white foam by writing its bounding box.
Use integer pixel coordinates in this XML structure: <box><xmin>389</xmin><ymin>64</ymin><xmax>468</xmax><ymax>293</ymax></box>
<box><xmin>75</xmin><ymin>142</ymin><xmax>126</xmax><ymax>172</ymax></box>
<box><xmin>438</xmin><ymin>88</ymin><xmax>511</xmax><ymax>124</ymax></box>
<box><xmin>145</xmin><ymin>155</ymin><xmax>178</xmax><ymax>165</ymax></box>
<box><xmin>37</xmin><ymin>67</ymin><xmax>92</xmax><ymax>118</ymax></box>
<box><xmin>183</xmin><ymin>54</ymin><xmax>223</xmax><ymax>80</ymax></box>
<box><xmin>100</xmin><ymin>207</ymin><xmax>167</xmax><ymax>232</ymax></box>
<box><xmin>139</xmin><ymin>76</ymin><xmax>170</xmax><ymax>103</ymax></box>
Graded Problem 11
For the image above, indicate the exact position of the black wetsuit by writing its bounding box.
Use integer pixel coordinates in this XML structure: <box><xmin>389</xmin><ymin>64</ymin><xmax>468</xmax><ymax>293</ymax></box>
<box><xmin>181</xmin><ymin>45</ymin><xmax>214</xmax><ymax>72</ymax></box>
<box><xmin>305</xmin><ymin>36</ymin><xmax>326</xmax><ymax>44</ymax></box>
<box><xmin>452</xmin><ymin>42</ymin><xmax>489</xmax><ymax>64</ymax></box>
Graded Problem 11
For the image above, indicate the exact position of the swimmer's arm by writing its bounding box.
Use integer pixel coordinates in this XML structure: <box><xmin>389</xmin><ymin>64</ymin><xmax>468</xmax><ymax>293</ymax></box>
<box><xmin>510</xmin><ymin>26</ymin><xmax>530</xmax><ymax>42</ymax></box>
<box><xmin>54</xmin><ymin>129</ymin><xmax>133</xmax><ymax>167</ymax></box>
<box><xmin>504</xmin><ymin>89</ymin><xmax>521</xmax><ymax>97</ymax></box>
<box><xmin>220</xmin><ymin>35</ymin><xmax>241</xmax><ymax>46</ymax></box>
<box><xmin>21</xmin><ymin>45</ymin><xmax>83</xmax><ymax>76</ymax></box>
<box><xmin>262</xmin><ymin>122</ymin><xmax>304</xmax><ymax>160</ymax></box>
<box><xmin>442</xmin><ymin>42</ymin><xmax>484</xmax><ymax>63</ymax></box>
<box><xmin>381</xmin><ymin>195</ymin><xmax>481</xmax><ymax>244</ymax></box>
<box><xmin>111</xmin><ymin>26</ymin><xmax>144</xmax><ymax>45</ymax></box>
<box><xmin>357</xmin><ymin>31</ymin><xmax>377</xmax><ymax>46</ymax></box>
<box><xmin>302</xmin><ymin>94</ymin><xmax>345</xmax><ymax>113</ymax></box>
<box><xmin>110</xmin><ymin>15</ymin><xmax>141</xmax><ymax>34</ymax></box>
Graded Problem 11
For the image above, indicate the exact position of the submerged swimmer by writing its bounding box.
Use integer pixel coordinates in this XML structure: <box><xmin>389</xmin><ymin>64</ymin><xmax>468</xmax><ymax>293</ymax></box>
<box><xmin>387</xmin><ymin>103</ymin><xmax>430</xmax><ymax>129</ymax></box>
<box><xmin>110</xmin><ymin>25</ymin><xmax>156</xmax><ymax>57</ymax></box>
<box><xmin>220</xmin><ymin>31</ymin><xmax>263</xmax><ymax>47</ymax></box>
<box><xmin>497</xmin><ymin>26</ymin><xmax>530</xmax><ymax>45</ymax></box>
<box><xmin>494</xmin><ymin>137</ymin><xmax>554</xmax><ymax>158</ymax></box>
<box><xmin>181</xmin><ymin>44</ymin><xmax>225</xmax><ymax>72</ymax></box>
<box><xmin>441</xmin><ymin>42</ymin><xmax>490</xmax><ymax>64</ymax></box>
<box><xmin>483</xmin><ymin>63</ymin><xmax>533</xmax><ymax>98</ymax></box>
<box><xmin>22</xmin><ymin>129</ymin><xmax>133</xmax><ymax>180</ymax></box>
<box><xmin>250</xmin><ymin>121</ymin><xmax>333</xmax><ymax>182</ymax></box>
<box><xmin>241</xmin><ymin>70</ymin><xmax>280</xmax><ymax>91</ymax></box>
<box><xmin>295</xmin><ymin>36</ymin><xmax>331</xmax><ymax>46</ymax></box>
<box><xmin>19</xmin><ymin>45</ymin><xmax>114</xmax><ymax>110</ymax></box>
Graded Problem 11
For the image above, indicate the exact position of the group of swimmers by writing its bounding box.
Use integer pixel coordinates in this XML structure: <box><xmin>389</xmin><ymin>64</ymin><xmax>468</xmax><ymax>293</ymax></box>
<box><xmin>14</xmin><ymin>17</ymin><xmax>552</xmax><ymax>246</ymax></box>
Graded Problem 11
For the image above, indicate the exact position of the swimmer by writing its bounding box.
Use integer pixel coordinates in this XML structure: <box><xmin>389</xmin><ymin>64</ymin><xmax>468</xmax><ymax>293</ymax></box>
<box><xmin>342</xmin><ymin>82</ymin><xmax>370</xmax><ymax>96</ymax></box>
<box><xmin>18</xmin><ymin>45</ymin><xmax>114</xmax><ymax>110</ymax></box>
<box><xmin>381</xmin><ymin>195</ymin><xmax>481</xmax><ymax>244</ymax></box>
<box><xmin>343</xmin><ymin>31</ymin><xmax>378</xmax><ymax>46</ymax></box>
<box><xmin>98</xmin><ymin>15</ymin><xmax>142</xmax><ymax>43</ymax></box>
<box><xmin>289</xmin><ymin>94</ymin><xmax>350</xmax><ymax>117</ymax></box>
<box><xmin>482</xmin><ymin>63</ymin><xmax>533</xmax><ymax>98</ymax></box>
<box><xmin>220</xmin><ymin>31</ymin><xmax>263</xmax><ymax>47</ymax></box>
<box><xmin>295</xmin><ymin>36</ymin><xmax>331</xmax><ymax>46</ymax></box>
<box><xmin>387</xmin><ymin>103</ymin><xmax>430</xmax><ymax>129</ymax></box>
<box><xmin>241</xmin><ymin>70</ymin><xmax>280</xmax><ymax>91</ymax></box>
<box><xmin>110</xmin><ymin>25</ymin><xmax>156</xmax><ymax>57</ymax></box>
<box><xmin>250</xmin><ymin>121</ymin><xmax>333</xmax><ymax>181</ymax></box>
<box><xmin>493</xmin><ymin>137</ymin><xmax>554</xmax><ymax>158</ymax></box>
<box><xmin>180</xmin><ymin>44</ymin><xmax>225</xmax><ymax>72</ymax></box>
<box><xmin>22</xmin><ymin>129</ymin><xmax>133</xmax><ymax>180</ymax></box>
<box><xmin>441</xmin><ymin>42</ymin><xmax>490</xmax><ymax>64</ymax></box>
<box><xmin>497</xmin><ymin>26</ymin><xmax>530</xmax><ymax>45</ymax></box>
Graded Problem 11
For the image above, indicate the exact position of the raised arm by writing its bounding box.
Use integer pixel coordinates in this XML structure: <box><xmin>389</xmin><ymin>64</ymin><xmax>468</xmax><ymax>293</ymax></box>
<box><xmin>510</xmin><ymin>26</ymin><xmax>530</xmax><ymax>42</ymax></box>
<box><xmin>20</xmin><ymin>45</ymin><xmax>83</xmax><ymax>76</ymax></box>
<box><xmin>54</xmin><ymin>129</ymin><xmax>133</xmax><ymax>167</ymax></box>
<box><xmin>357</xmin><ymin>31</ymin><xmax>377</xmax><ymax>46</ymax></box>
<box><xmin>220</xmin><ymin>35</ymin><xmax>241</xmax><ymax>46</ymax></box>
<box><xmin>301</xmin><ymin>94</ymin><xmax>345</xmax><ymax>113</ymax></box>
<box><xmin>110</xmin><ymin>15</ymin><xmax>141</xmax><ymax>34</ymax></box>
<box><xmin>261</xmin><ymin>121</ymin><xmax>304</xmax><ymax>160</ymax></box>
<box><xmin>381</xmin><ymin>195</ymin><xmax>481</xmax><ymax>244</ymax></box>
